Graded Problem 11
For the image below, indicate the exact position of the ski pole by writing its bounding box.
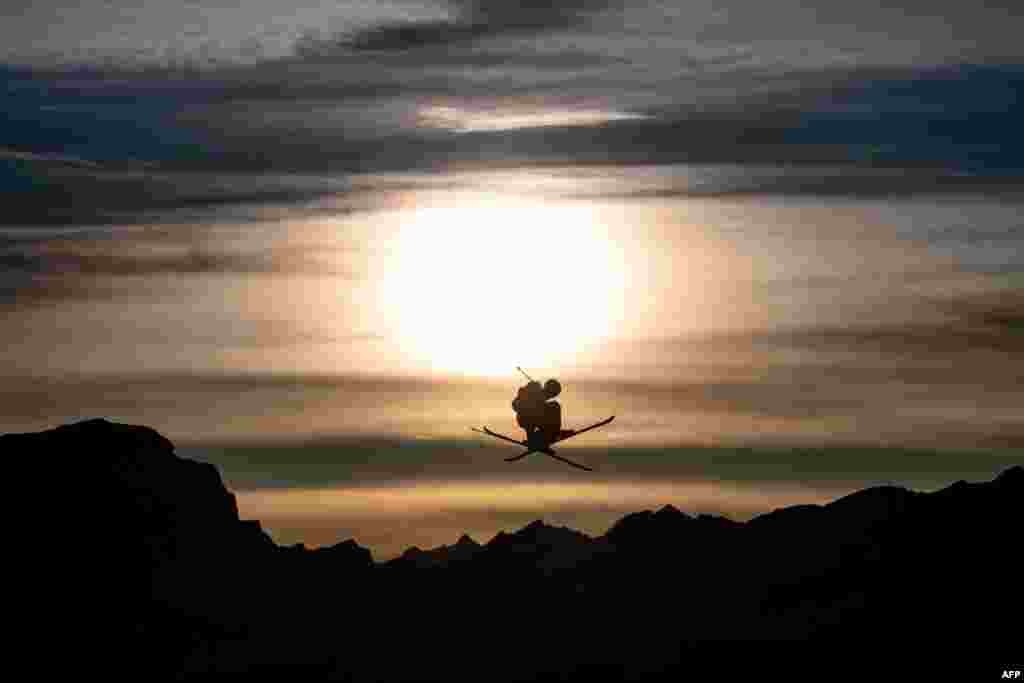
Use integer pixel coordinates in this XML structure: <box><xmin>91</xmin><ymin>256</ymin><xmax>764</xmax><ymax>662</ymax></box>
<box><xmin>516</xmin><ymin>366</ymin><xmax>535</xmax><ymax>383</ymax></box>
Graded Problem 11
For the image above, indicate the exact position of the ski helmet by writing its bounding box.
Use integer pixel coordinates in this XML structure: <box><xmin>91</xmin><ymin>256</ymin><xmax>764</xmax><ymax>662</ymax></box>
<box><xmin>543</xmin><ymin>379</ymin><xmax>561</xmax><ymax>398</ymax></box>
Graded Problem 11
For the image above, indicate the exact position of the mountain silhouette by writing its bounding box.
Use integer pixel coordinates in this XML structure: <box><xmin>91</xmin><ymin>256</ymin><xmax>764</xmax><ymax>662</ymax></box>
<box><xmin>11</xmin><ymin>419</ymin><xmax>1020</xmax><ymax>679</ymax></box>
<box><xmin>389</xmin><ymin>533</ymin><xmax>483</xmax><ymax>569</ymax></box>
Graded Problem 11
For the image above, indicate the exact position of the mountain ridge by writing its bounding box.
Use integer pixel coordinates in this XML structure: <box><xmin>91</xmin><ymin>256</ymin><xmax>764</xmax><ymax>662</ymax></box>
<box><xmin>10</xmin><ymin>418</ymin><xmax>1021</xmax><ymax>678</ymax></box>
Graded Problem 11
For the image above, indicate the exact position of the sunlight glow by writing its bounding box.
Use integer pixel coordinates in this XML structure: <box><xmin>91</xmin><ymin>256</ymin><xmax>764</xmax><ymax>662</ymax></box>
<box><xmin>238</xmin><ymin>479</ymin><xmax>838</xmax><ymax>520</ymax></box>
<box><xmin>379</xmin><ymin>200</ymin><xmax>627</xmax><ymax>376</ymax></box>
<box><xmin>418</xmin><ymin>105</ymin><xmax>647</xmax><ymax>132</ymax></box>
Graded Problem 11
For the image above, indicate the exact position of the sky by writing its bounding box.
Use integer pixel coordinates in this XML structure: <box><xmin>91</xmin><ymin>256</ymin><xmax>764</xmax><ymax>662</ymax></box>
<box><xmin>2</xmin><ymin>1</ymin><xmax>1022</xmax><ymax>557</ymax></box>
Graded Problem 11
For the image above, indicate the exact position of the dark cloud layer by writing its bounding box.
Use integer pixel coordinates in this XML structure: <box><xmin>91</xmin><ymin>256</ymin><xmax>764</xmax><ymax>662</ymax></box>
<box><xmin>0</xmin><ymin>240</ymin><xmax>352</xmax><ymax>280</ymax></box>
<box><xmin>4</xmin><ymin>18</ymin><xmax>1024</xmax><ymax>229</ymax></box>
<box><xmin>325</xmin><ymin>0</ymin><xmax>617</xmax><ymax>52</ymax></box>
<box><xmin>5</xmin><ymin>62</ymin><xmax>1022</xmax><ymax>230</ymax></box>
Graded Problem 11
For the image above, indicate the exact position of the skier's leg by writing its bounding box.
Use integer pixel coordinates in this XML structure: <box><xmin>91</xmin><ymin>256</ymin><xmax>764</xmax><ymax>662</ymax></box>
<box><xmin>540</xmin><ymin>401</ymin><xmax>562</xmax><ymax>443</ymax></box>
<box><xmin>547</xmin><ymin>401</ymin><xmax>576</xmax><ymax>441</ymax></box>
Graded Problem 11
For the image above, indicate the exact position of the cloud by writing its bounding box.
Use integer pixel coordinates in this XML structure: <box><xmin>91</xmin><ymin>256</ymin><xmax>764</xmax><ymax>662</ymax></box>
<box><xmin>0</xmin><ymin>220</ymin><xmax>367</xmax><ymax>313</ymax></box>
<box><xmin>785</xmin><ymin>63</ymin><xmax>1024</xmax><ymax>173</ymax></box>
<box><xmin>331</xmin><ymin>0</ymin><xmax>618</xmax><ymax>52</ymax></box>
<box><xmin>4</xmin><ymin>7</ymin><xmax>1023</xmax><ymax>226</ymax></box>
<box><xmin>675</xmin><ymin>284</ymin><xmax>1024</xmax><ymax>358</ymax></box>
<box><xmin>0</xmin><ymin>147</ymin><xmax>102</xmax><ymax>169</ymax></box>
<box><xmin>5</xmin><ymin>241</ymin><xmax>354</xmax><ymax>279</ymax></box>
<box><xmin>2</xmin><ymin>148</ymin><xmax>355</xmax><ymax>227</ymax></box>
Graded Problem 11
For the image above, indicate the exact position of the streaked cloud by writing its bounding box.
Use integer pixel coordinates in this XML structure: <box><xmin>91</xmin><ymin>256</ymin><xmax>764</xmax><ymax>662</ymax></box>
<box><xmin>331</xmin><ymin>0</ymin><xmax>617</xmax><ymax>52</ymax></box>
<box><xmin>4</xmin><ymin>1</ymin><xmax>1022</xmax><ymax>214</ymax></box>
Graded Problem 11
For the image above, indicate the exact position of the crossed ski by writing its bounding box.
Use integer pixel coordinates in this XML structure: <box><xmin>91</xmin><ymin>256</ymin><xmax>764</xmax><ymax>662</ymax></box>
<box><xmin>471</xmin><ymin>416</ymin><xmax>614</xmax><ymax>472</ymax></box>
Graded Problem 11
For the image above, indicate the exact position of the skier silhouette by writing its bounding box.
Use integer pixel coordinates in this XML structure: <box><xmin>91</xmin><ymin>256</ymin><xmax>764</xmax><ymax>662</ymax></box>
<box><xmin>473</xmin><ymin>368</ymin><xmax>610</xmax><ymax>471</ymax></box>
<box><xmin>473</xmin><ymin>368</ymin><xmax>614</xmax><ymax>470</ymax></box>
<box><xmin>512</xmin><ymin>378</ymin><xmax>574</xmax><ymax>445</ymax></box>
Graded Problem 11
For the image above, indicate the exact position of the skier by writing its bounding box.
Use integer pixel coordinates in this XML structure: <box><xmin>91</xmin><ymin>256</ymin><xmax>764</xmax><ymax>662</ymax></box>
<box><xmin>512</xmin><ymin>377</ymin><xmax>574</xmax><ymax>444</ymax></box>
<box><xmin>472</xmin><ymin>368</ymin><xmax>614</xmax><ymax>471</ymax></box>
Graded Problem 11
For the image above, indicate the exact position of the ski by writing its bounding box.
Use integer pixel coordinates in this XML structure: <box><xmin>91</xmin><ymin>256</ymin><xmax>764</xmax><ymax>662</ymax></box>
<box><xmin>472</xmin><ymin>427</ymin><xmax>525</xmax><ymax>446</ymax></box>
<box><xmin>541</xmin><ymin>450</ymin><xmax>594</xmax><ymax>471</ymax></box>
<box><xmin>472</xmin><ymin>416</ymin><xmax>613</xmax><ymax>471</ymax></box>
<box><xmin>473</xmin><ymin>416</ymin><xmax>614</xmax><ymax>448</ymax></box>
<box><xmin>557</xmin><ymin>415</ymin><xmax>615</xmax><ymax>442</ymax></box>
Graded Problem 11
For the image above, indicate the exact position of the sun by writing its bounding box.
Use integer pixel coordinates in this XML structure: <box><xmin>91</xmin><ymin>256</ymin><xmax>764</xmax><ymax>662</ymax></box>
<box><xmin>379</xmin><ymin>199</ymin><xmax>626</xmax><ymax>377</ymax></box>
